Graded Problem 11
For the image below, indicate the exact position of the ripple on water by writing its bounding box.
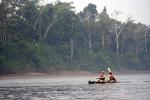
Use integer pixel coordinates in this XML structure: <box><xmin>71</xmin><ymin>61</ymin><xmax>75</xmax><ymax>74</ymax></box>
<box><xmin>0</xmin><ymin>74</ymin><xmax>150</xmax><ymax>100</ymax></box>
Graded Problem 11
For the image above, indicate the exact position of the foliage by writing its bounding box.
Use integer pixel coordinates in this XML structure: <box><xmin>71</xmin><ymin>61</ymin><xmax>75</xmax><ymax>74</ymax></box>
<box><xmin>0</xmin><ymin>1</ymin><xmax>150</xmax><ymax>74</ymax></box>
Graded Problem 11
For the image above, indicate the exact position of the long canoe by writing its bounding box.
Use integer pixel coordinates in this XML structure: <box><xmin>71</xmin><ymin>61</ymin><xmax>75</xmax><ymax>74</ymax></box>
<box><xmin>88</xmin><ymin>80</ymin><xmax>117</xmax><ymax>84</ymax></box>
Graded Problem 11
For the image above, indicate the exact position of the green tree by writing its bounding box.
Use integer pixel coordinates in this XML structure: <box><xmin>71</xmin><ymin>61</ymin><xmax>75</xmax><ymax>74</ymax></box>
<box><xmin>98</xmin><ymin>6</ymin><xmax>111</xmax><ymax>49</ymax></box>
<box><xmin>79</xmin><ymin>3</ymin><xmax>98</xmax><ymax>53</ymax></box>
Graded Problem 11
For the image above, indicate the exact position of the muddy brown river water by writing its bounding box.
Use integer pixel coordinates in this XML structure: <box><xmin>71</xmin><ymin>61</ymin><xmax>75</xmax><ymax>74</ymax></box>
<box><xmin>0</xmin><ymin>74</ymin><xmax>150</xmax><ymax>100</ymax></box>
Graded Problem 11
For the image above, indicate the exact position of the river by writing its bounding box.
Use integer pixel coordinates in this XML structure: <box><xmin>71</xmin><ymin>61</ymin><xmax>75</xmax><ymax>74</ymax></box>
<box><xmin>0</xmin><ymin>74</ymin><xmax>150</xmax><ymax>100</ymax></box>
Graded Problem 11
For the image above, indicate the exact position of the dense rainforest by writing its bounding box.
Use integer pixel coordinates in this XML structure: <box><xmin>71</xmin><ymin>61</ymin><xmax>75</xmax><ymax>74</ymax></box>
<box><xmin>0</xmin><ymin>0</ymin><xmax>150</xmax><ymax>75</ymax></box>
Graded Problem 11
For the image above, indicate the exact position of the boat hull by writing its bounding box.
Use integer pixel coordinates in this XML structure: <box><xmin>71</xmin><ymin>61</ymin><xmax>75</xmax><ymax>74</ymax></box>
<box><xmin>88</xmin><ymin>80</ymin><xmax>117</xmax><ymax>84</ymax></box>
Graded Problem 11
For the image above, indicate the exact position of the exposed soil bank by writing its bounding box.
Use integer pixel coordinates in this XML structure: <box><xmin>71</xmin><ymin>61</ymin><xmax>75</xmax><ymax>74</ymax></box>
<box><xmin>0</xmin><ymin>71</ymin><xmax>97</xmax><ymax>80</ymax></box>
<box><xmin>0</xmin><ymin>70</ymin><xmax>150</xmax><ymax>80</ymax></box>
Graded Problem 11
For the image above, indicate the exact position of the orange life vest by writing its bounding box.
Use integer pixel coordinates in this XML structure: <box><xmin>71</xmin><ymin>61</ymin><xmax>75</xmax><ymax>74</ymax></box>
<box><xmin>99</xmin><ymin>72</ymin><xmax>105</xmax><ymax>80</ymax></box>
<box><xmin>108</xmin><ymin>72</ymin><xmax>115</xmax><ymax>80</ymax></box>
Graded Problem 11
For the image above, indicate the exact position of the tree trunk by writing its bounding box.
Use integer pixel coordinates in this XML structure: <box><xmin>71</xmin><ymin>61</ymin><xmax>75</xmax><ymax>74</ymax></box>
<box><xmin>136</xmin><ymin>44</ymin><xmax>139</xmax><ymax>56</ymax></box>
<box><xmin>115</xmin><ymin>21</ymin><xmax>119</xmax><ymax>56</ymax></box>
<box><xmin>102</xmin><ymin>33</ymin><xmax>105</xmax><ymax>48</ymax></box>
<box><xmin>88</xmin><ymin>33</ymin><xmax>92</xmax><ymax>53</ymax></box>
<box><xmin>121</xmin><ymin>39</ymin><xmax>124</xmax><ymax>59</ymax></box>
<box><xmin>108</xmin><ymin>35</ymin><xmax>111</xmax><ymax>51</ymax></box>
<box><xmin>145</xmin><ymin>30</ymin><xmax>148</xmax><ymax>52</ymax></box>
<box><xmin>115</xmin><ymin>37</ymin><xmax>119</xmax><ymax>55</ymax></box>
<box><xmin>131</xmin><ymin>47</ymin><xmax>134</xmax><ymax>55</ymax></box>
<box><xmin>70</xmin><ymin>38</ymin><xmax>74</xmax><ymax>63</ymax></box>
<box><xmin>44</xmin><ymin>17</ymin><xmax>63</xmax><ymax>39</ymax></box>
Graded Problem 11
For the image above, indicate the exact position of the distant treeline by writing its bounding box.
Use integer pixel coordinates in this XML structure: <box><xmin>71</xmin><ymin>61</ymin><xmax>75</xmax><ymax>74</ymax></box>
<box><xmin>0</xmin><ymin>0</ymin><xmax>150</xmax><ymax>75</ymax></box>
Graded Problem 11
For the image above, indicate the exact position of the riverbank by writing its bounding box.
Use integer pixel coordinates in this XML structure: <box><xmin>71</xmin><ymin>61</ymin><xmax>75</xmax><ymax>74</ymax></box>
<box><xmin>0</xmin><ymin>71</ymin><xmax>97</xmax><ymax>80</ymax></box>
<box><xmin>0</xmin><ymin>70</ymin><xmax>150</xmax><ymax>80</ymax></box>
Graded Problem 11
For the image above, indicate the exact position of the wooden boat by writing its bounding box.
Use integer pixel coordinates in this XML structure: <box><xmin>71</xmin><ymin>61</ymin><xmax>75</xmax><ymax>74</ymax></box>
<box><xmin>88</xmin><ymin>80</ymin><xmax>117</xmax><ymax>84</ymax></box>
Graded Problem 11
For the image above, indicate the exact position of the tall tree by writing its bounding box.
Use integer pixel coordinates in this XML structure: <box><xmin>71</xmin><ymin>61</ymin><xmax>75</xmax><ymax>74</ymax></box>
<box><xmin>0</xmin><ymin>0</ymin><xmax>17</xmax><ymax>41</ymax></box>
<box><xmin>98</xmin><ymin>6</ymin><xmax>111</xmax><ymax>49</ymax></box>
<box><xmin>16</xmin><ymin>0</ymin><xmax>39</xmax><ymax>41</ymax></box>
<box><xmin>112</xmin><ymin>11</ymin><xmax>129</xmax><ymax>55</ymax></box>
<box><xmin>80</xmin><ymin>3</ymin><xmax>98</xmax><ymax>53</ymax></box>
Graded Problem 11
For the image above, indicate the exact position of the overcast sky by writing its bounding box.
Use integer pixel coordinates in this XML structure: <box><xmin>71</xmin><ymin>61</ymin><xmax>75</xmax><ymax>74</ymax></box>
<box><xmin>41</xmin><ymin>0</ymin><xmax>149</xmax><ymax>25</ymax></box>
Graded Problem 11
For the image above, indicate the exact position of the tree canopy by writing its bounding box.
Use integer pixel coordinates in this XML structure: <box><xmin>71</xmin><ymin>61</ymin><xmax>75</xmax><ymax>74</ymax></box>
<box><xmin>0</xmin><ymin>0</ymin><xmax>150</xmax><ymax>75</ymax></box>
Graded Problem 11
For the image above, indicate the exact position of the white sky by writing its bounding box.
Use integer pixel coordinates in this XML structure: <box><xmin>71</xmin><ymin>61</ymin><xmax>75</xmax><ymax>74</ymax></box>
<box><xmin>42</xmin><ymin>0</ymin><xmax>149</xmax><ymax>25</ymax></box>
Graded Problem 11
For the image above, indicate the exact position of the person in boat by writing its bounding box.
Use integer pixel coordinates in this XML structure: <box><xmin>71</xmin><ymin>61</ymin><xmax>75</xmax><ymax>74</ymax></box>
<box><xmin>107</xmin><ymin>67</ymin><xmax>117</xmax><ymax>82</ymax></box>
<box><xmin>108</xmin><ymin>72</ymin><xmax>116</xmax><ymax>82</ymax></box>
<box><xmin>97</xmin><ymin>70</ymin><xmax>105</xmax><ymax>83</ymax></box>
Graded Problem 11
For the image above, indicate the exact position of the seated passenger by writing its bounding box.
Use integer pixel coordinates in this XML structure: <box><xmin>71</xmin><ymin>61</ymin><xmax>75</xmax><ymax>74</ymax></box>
<box><xmin>107</xmin><ymin>67</ymin><xmax>117</xmax><ymax>82</ymax></box>
<box><xmin>98</xmin><ymin>71</ymin><xmax>105</xmax><ymax>83</ymax></box>
<box><xmin>108</xmin><ymin>71</ymin><xmax>117</xmax><ymax>82</ymax></box>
